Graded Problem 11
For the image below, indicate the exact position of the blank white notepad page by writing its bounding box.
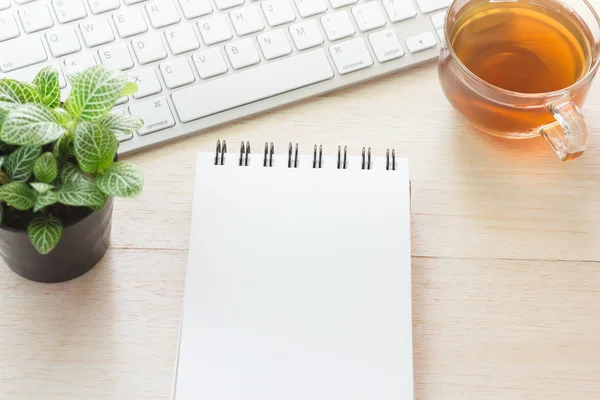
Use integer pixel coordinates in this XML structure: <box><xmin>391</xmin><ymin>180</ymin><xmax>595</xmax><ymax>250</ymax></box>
<box><xmin>174</xmin><ymin>152</ymin><xmax>413</xmax><ymax>400</ymax></box>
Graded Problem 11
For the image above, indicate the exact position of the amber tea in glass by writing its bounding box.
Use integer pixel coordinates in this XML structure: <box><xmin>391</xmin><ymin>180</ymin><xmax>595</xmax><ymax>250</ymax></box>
<box><xmin>439</xmin><ymin>0</ymin><xmax>600</xmax><ymax>161</ymax></box>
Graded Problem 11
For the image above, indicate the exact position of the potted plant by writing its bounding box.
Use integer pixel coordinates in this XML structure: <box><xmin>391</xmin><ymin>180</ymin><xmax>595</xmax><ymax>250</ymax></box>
<box><xmin>0</xmin><ymin>65</ymin><xmax>144</xmax><ymax>283</ymax></box>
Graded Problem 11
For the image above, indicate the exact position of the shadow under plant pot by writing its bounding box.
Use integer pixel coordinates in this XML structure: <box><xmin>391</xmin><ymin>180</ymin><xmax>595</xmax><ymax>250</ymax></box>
<box><xmin>0</xmin><ymin>197</ymin><xmax>113</xmax><ymax>283</ymax></box>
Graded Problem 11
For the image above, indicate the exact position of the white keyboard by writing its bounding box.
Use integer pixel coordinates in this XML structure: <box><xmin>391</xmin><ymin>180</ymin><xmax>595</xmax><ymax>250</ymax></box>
<box><xmin>0</xmin><ymin>0</ymin><xmax>448</xmax><ymax>154</ymax></box>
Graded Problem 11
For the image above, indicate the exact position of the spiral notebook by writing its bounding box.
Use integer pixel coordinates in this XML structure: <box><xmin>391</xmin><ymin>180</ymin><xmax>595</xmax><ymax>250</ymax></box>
<box><xmin>172</xmin><ymin>141</ymin><xmax>414</xmax><ymax>400</ymax></box>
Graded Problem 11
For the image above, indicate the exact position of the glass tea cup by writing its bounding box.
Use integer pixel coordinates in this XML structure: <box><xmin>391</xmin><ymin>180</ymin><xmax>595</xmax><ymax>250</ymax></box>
<box><xmin>439</xmin><ymin>0</ymin><xmax>600</xmax><ymax>161</ymax></box>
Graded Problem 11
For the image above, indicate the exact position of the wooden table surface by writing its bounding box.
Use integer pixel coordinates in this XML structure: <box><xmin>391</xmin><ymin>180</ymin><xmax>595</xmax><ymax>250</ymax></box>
<box><xmin>2</xmin><ymin>44</ymin><xmax>600</xmax><ymax>399</ymax></box>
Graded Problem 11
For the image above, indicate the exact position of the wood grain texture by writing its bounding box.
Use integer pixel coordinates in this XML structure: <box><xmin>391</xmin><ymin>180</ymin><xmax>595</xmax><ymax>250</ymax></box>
<box><xmin>3</xmin><ymin>45</ymin><xmax>600</xmax><ymax>398</ymax></box>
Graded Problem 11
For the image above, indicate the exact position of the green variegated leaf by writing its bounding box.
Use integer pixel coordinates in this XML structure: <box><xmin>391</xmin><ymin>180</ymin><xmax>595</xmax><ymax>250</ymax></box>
<box><xmin>64</xmin><ymin>66</ymin><xmax>127</xmax><ymax>121</ymax></box>
<box><xmin>33</xmin><ymin>66</ymin><xmax>61</xmax><ymax>108</ymax></box>
<box><xmin>0</xmin><ymin>182</ymin><xmax>36</xmax><ymax>210</ymax></box>
<box><xmin>5</xmin><ymin>146</ymin><xmax>42</xmax><ymax>182</ymax></box>
<box><xmin>96</xmin><ymin>161</ymin><xmax>143</xmax><ymax>198</ymax></box>
<box><xmin>54</xmin><ymin>108</ymin><xmax>72</xmax><ymax>125</ymax></box>
<box><xmin>0</xmin><ymin>79</ymin><xmax>42</xmax><ymax>112</ymax></box>
<box><xmin>0</xmin><ymin>203</ymin><xmax>2</xmax><ymax>225</ymax></box>
<box><xmin>33</xmin><ymin>189</ymin><xmax>58</xmax><ymax>212</ymax></box>
<box><xmin>28</xmin><ymin>215</ymin><xmax>63</xmax><ymax>254</ymax></box>
<box><xmin>65</xmin><ymin>67</ymin><xmax>83</xmax><ymax>85</ymax></box>
<box><xmin>0</xmin><ymin>155</ymin><xmax>4</xmax><ymax>170</ymax></box>
<box><xmin>53</xmin><ymin>131</ymin><xmax>72</xmax><ymax>159</ymax></box>
<box><xmin>73</xmin><ymin>122</ymin><xmax>118</xmax><ymax>173</ymax></box>
<box><xmin>96</xmin><ymin>112</ymin><xmax>143</xmax><ymax>137</ymax></box>
<box><xmin>89</xmin><ymin>196</ymin><xmax>107</xmax><ymax>211</ymax></box>
<box><xmin>30</xmin><ymin>182</ymin><xmax>54</xmax><ymax>193</ymax></box>
<box><xmin>120</xmin><ymin>82</ymin><xmax>138</xmax><ymax>97</ymax></box>
<box><xmin>1</xmin><ymin>104</ymin><xmax>67</xmax><ymax>146</ymax></box>
<box><xmin>60</xmin><ymin>162</ymin><xmax>90</xmax><ymax>183</ymax></box>
<box><xmin>33</xmin><ymin>152</ymin><xmax>58</xmax><ymax>183</ymax></box>
<box><xmin>57</xmin><ymin>180</ymin><xmax>107</xmax><ymax>207</ymax></box>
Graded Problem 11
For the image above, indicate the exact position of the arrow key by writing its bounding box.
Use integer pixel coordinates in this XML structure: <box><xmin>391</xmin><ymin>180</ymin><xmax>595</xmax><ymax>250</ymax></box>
<box><xmin>405</xmin><ymin>32</ymin><xmax>437</xmax><ymax>53</ymax></box>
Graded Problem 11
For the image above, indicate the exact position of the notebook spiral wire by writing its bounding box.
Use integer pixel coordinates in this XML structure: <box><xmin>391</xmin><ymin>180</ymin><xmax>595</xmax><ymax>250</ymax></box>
<box><xmin>239</xmin><ymin>141</ymin><xmax>250</xmax><ymax>166</ymax></box>
<box><xmin>215</xmin><ymin>141</ymin><xmax>397</xmax><ymax>170</ymax></box>
<box><xmin>288</xmin><ymin>143</ymin><xmax>299</xmax><ymax>168</ymax></box>
<box><xmin>263</xmin><ymin>142</ymin><xmax>275</xmax><ymax>167</ymax></box>
<box><xmin>214</xmin><ymin>140</ymin><xmax>227</xmax><ymax>165</ymax></box>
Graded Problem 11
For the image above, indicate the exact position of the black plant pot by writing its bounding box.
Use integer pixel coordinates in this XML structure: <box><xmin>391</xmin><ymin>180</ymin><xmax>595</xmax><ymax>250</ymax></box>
<box><xmin>0</xmin><ymin>197</ymin><xmax>113</xmax><ymax>283</ymax></box>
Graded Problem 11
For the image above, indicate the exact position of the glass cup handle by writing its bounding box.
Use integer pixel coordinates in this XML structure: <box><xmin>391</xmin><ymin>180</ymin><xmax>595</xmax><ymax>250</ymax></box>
<box><xmin>540</xmin><ymin>102</ymin><xmax>589</xmax><ymax>161</ymax></box>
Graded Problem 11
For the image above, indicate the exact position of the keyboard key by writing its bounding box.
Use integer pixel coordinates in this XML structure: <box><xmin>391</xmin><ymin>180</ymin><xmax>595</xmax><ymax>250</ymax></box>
<box><xmin>113</xmin><ymin>10</ymin><xmax>148</xmax><ymax>38</ymax></box>
<box><xmin>165</xmin><ymin>25</ymin><xmax>200</xmax><ymax>54</ymax></box>
<box><xmin>99</xmin><ymin>43</ymin><xmax>134</xmax><ymax>70</ymax></box>
<box><xmin>46</xmin><ymin>27</ymin><xmax>82</xmax><ymax>57</ymax></box>
<box><xmin>369</xmin><ymin>28</ymin><xmax>404</xmax><ymax>62</ymax></box>
<box><xmin>129</xmin><ymin>96</ymin><xmax>176</xmax><ymax>135</ymax></box>
<box><xmin>230</xmin><ymin>6</ymin><xmax>264</xmax><ymax>36</ymax></box>
<box><xmin>0</xmin><ymin>11</ymin><xmax>20</xmax><ymax>42</ymax></box>
<box><xmin>129</xmin><ymin>68</ymin><xmax>162</xmax><ymax>99</ymax></box>
<box><xmin>437</xmin><ymin>28</ymin><xmax>444</xmax><ymax>44</ymax></box>
<box><xmin>416</xmin><ymin>0</ymin><xmax>450</xmax><ymax>13</ymax></box>
<box><xmin>289</xmin><ymin>20</ymin><xmax>323</xmax><ymax>50</ymax></box>
<box><xmin>15</xmin><ymin>0</ymin><xmax>36</xmax><ymax>4</ymax></box>
<box><xmin>197</xmin><ymin>14</ymin><xmax>232</xmax><ymax>45</ymax></box>
<box><xmin>352</xmin><ymin>2</ymin><xmax>386</xmax><ymax>32</ymax></box>
<box><xmin>19</xmin><ymin>4</ymin><xmax>54</xmax><ymax>33</ymax></box>
<box><xmin>124</xmin><ymin>0</ymin><xmax>147</xmax><ymax>4</ymax></box>
<box><xmin>160</xmin><ymin>57</ymin><xmax>196</xmax><ymax>88</ymax></box>
<box><xmin>179</xmin><ymin>0</ymin><xmax>212</xmax><ymax>19</ymax></box>
<box><xmin>405</xmin><ymin>31</ymin><xmax>437</xmax><ymax>53</ymax></box>
<box><xmin>225</xmin><ymin>38</ymin><xmax>260</xmax><ymax>69</ymax></box>
<box><xmin>214</xmin><ymin>0</ymin><xmax>243</xmax><ymax>10</ymax></box>
<box><xmin>329</xmin><ymin>37</ymin><xmax>373</xmax><ymax>74</ymax></box>
<box><xmin>192</xmin><ymin>48</ymin><xmax>228</xmax><ymax>79</ymax></box>
<box><xmin>261</xmin><ymin>0</ymin><xmax>296</xmax><ymax>27</ymax></box>
<box><xmin>321</xmin><ymin>10</ymin><xmax>355</xmax><ymax>41</ymax></box>
<box><xmin>0</xmin><ymin>0</ymin><xmax>10</xmax><ymax>10</ymax></box>
<box><xmin>6</xmin><ymin>64</ymin><xmax>67</xmax><ymax>88</ymax></box>
<box><xmin>172</xmin><ymin>49</ymin><xmax>333</xmax><ymax>122</ymax></box>
<box><xmin>431</xmin><ymin>10</ymin><xmax>446</xmax><ymax>29</ymax></box>
<box><xmin>258</xmin><ymin>29</ymin><xmax>292</xmax><ymax>60</ymax></box>
<box><xmin>329</xmin><ymin>0</ymin><xmax>356</xmax><ymax>9</ymax></box>
<box><xmin>87</xmin><ymin>0</ymin><xmax>120</xmax><ymax>14</ymax></box>
<box><xmin>52</xmin><ymin>0</ymin><xmax>87</xmax><ymax>23</ymax></box>
<box><xmin>146</xmin><ymin>0</ymin><xmax>181</xmax><ymax>28</ymax></box>
<box><xmin>383</xmin><ymin>0</ymin><xmax>416</xmax><ymax>22</ymax></box>
<box><xmin>294</xmin><ymin>0</ymin><xmax>327</xmax><ymax>17</ymax></box>
<box><xmin>80</xmin><ymin>17</ymin><xmax>115</xmax><ymax>47</ymax></box>
<box><xmin>112</xmin><ymin>109</ymin><xmax>134</xmax><ymax>142</ymax></box>
<box><xmin>0</xmin><ymin>37</ymin><xmax>47</xmax><ymax>72</ymax></box>
<box><xmin>132</xmin><ymin>34</ymin><xmax>168</xmax><ymax>64</ymax></box>
<box><xmin>64</xmin><ymin>53</ymin><xmax>97</xmax><ymax>75</ymax></box>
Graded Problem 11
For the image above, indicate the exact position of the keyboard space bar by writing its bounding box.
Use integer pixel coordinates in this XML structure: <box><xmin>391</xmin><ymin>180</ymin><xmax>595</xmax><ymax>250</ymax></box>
<box><xmin>171</xmin><ymin>49</ymin><xmax>334</xmax><ymax>123</ymax></box>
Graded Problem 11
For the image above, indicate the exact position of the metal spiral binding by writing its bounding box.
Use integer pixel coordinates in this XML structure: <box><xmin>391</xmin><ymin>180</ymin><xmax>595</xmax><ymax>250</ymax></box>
<box><xmin>312</xmin><ymin>145</ymin><xmax>323</xmax><ymax>168</ymax></box>
<box><xmin>386</xmin><ymin>149</ymin><xmax>396</xmax><ymax>171</ymax></box>
<box><xmin>361</xmin><ymin>147</ymin><xmax>371</xmax><ymax>170</ymax></box>
<box><xmin>263</xmin><ymin>142</ymin><xmax>274</xmax><ymax>167</ymax></box>
<box><xmin>288</xmin><ymin>143</ymin><xmax>299</xmax><ymax>168</ymax></box>
<box><xmin>216</xmin><ymin>141</ymin><xmax>400</xmax><ymax>170</ymax></box>
<box><xmin>214</xmin><ymin>140</ymin><xmax>227</xmax><ymax>165</ymax></box>
<box><xmin>337</xmin><ymin>146</ymin><xmax>348</xmax><ymax>169</ymax></box>
<box><xmin>239</xmin><ymin>141</ymin><xmax>250</xmax><ymax>166</ymax></box>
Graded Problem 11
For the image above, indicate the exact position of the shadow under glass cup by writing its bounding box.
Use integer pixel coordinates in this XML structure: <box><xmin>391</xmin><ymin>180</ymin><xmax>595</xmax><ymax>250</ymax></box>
<box><xmin>439</xmin><ymin>0</ymin><xmax>600</xmax><ymax>161</ymax></box>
